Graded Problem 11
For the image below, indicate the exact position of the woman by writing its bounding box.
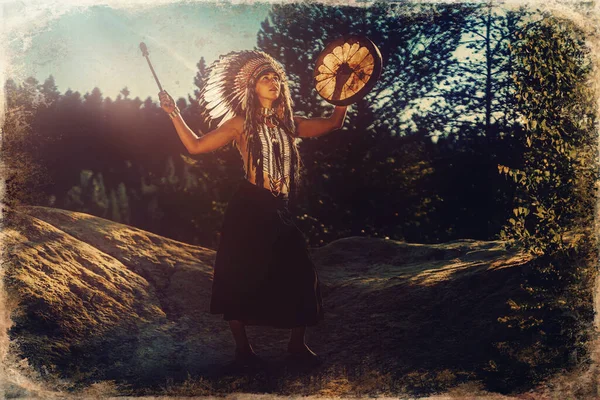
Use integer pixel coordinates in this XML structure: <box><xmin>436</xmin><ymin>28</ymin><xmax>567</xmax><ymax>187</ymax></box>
<box><xmin>159</xmin><ymin>50</ymin><xmax>347</xmax><ymax>366</ymax></box>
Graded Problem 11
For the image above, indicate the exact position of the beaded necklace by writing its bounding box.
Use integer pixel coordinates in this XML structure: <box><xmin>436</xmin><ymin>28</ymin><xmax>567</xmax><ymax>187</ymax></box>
<box><xmin>242</xmin><ymin>108</ymin><xmax>298</xmax><ymax>196</ymax></box>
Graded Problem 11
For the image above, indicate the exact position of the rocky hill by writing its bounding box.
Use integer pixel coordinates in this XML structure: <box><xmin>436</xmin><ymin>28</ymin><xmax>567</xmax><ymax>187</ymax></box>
<box><xmin>2</xmin><ymin>205</ymin><xmax>533</xmax><ymax>396</ymax></box>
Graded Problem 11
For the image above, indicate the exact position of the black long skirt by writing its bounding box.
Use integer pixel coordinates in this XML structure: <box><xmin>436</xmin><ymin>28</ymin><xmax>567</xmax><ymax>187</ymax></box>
<box><xmin>209</xmin><ymin>179</ymin><xmax>324</xmax><ymax>328</ymax></box>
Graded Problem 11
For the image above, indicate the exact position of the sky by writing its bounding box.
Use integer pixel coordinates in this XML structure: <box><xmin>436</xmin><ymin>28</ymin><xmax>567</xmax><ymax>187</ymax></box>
<box><xmin>3</xmin><ymin>1</ymin><xmax>273</xmax><ymax>101</ymax></box>
<box><xmin>0</xmin><ymin>0</ymin><xmax>489</xmax><ymax>137</ymax></box>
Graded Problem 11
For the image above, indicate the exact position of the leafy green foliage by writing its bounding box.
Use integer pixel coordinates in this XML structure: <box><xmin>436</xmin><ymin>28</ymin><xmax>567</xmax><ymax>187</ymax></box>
<box><xmin>493</xmin><ymin>14</ymin><xmax>598</xmax><ymax>388</ymax></box>
<box><xmin>500</xmin><ymin>15</ymin><xmax>596</xmax><ymax>253</ymax></box>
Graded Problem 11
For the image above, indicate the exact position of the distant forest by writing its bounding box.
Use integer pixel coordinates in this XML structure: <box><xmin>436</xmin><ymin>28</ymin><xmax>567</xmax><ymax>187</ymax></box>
<box><xmin>2</xmin><ymin>3</ymin><xmax>595</xmax><ymax>251</ymax></box>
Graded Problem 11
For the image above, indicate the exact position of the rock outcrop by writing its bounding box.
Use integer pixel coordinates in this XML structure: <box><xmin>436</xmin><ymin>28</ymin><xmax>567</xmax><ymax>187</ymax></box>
<box><xmin>2</xmin><ymin>205</ymin><xmax>531</xmax><ymax>387</ymax></box>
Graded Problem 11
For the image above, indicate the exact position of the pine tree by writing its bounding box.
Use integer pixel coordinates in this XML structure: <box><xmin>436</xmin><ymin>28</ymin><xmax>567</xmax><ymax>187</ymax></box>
<box><xmin>256</xmin><ymin>2</ymin><xmax>469</xmax><ymax>244</ymax></box>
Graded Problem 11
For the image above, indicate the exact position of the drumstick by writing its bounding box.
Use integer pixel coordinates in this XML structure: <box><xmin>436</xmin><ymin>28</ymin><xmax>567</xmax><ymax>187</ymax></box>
<box><xmin>139</xmin><ymin>42</ymin><xmax>164</xmax><ymax>92</ymax></box>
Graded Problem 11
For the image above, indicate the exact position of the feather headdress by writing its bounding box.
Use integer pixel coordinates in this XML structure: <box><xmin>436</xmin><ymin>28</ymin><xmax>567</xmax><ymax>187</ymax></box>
<box><xmin>198</xmin><ymin>50</ymin><xmax>295</xmax><ymax>135</ymax></box>
<box><xmin>197</xmin><ymin>50</ymin><xmax>301</xmax><ymax>196</ymax></box>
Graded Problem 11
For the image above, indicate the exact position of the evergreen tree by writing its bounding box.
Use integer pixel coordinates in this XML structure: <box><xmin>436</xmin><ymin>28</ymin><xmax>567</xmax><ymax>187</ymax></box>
<box><xmin>421</xmin><ymin>5</ymin><xmax>535</xmax><ymax>242</ymax></box>
<box><xmin>256</xmin><ymin>2</ymin><xmax>469</xmax><ymax>244</ymax></box>
<box><xmin>447</xmin><ymin>4</ymin><xmax>533</xmax><ymax>139</ymax></box>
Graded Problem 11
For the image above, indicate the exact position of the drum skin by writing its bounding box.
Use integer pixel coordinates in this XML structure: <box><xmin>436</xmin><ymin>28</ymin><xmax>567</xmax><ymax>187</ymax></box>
<box><xmin>313</xmin><ymin>36</ymin><xmax>383</xmax><ymax>106</ymax></box>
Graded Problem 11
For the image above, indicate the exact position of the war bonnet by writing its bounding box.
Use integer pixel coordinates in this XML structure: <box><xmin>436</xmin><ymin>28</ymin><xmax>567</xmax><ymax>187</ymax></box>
<box><xmin>198</xmin><ymin>50</ymin><xmax>295</xmax><ymax>133</ymax></box>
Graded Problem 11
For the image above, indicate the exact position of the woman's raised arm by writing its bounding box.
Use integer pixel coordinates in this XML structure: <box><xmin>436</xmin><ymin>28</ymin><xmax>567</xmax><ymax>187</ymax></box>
<box><xmin>293</xmin><ymin>105</ymin><xmax>348</xmax><ymax>138</ymax></box>
<box><xmin>159</xmin><ymin>90</ymin><xmax>241</xmax><ymax>154</ymax></box>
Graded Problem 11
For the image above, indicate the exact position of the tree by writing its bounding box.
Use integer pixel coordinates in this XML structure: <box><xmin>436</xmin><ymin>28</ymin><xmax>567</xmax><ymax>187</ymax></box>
<box><xmin>417</xmin><ymin>5</ymin><xmax>539</xmax><ymax>242</ymax></box>
<box><xmin>494</xmin><ymin>13</ymin><xmax>598</xmax><ymax>386</ymax></box>
<box><xmin>447</xmin><ymin>4</ymin><xmax>535</xmax><ymax>140</ymax></box>
<box><xmin>1</xmin><ymin>79</ymin><xmax>49</xmax><ymax>206</ymax></box>
<box><xmin>38</xmin><ymin>75</ymin><xmax>60</xmax><ymax>106</ymax></box>
<box><xmin>256</xmin><ymin>2</ymin><xmax>471</xmax><ymax>244</ymax></box>
<box><xmin>191</xmin><ymin>57</ymin><xmax>207</xmax><ymax>100</ymax></box>
<box><xmin>501</xmin><ymin>14</ymin><xmax>595</xmax><ymax>256</ymax></box>
<box><xmin>120</xmin><ymin>87</ymin><xmax>130</xmax><ymax>99</ymax></box>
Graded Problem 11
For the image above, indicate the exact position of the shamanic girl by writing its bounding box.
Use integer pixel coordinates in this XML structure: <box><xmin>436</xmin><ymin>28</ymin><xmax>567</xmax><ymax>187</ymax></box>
<box><xmin>159</xmin><ymin>50</ymin><xmax>347</xmax><ymax>365</ymax></box>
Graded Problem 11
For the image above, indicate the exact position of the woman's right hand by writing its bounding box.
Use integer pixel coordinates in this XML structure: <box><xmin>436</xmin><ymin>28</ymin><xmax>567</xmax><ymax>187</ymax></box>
<box><xmin>159</xmin><ymin>90</ymin><xmax>176</xmax><ymax>113</ymax></box>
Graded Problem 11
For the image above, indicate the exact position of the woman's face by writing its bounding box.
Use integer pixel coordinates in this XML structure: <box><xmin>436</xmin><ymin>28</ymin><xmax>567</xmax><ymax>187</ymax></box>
<box><xmin>254</xmin><ymin>71</ymin><xmax>281</xmax><ymax>105</ymax></box>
